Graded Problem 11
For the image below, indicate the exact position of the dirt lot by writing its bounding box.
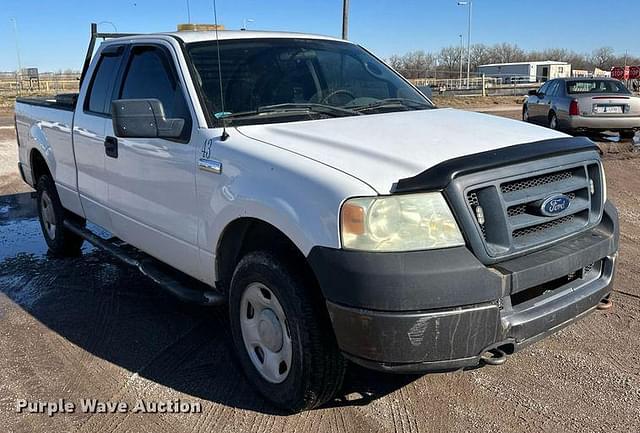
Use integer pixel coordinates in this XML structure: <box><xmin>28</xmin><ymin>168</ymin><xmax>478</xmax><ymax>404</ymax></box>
<box><xmin>0</xmin><ymin>116</ymin><xmax>30</xmax><ymax>195</ymax></box>
<box><xmin>1</xmin><ymin>105</ymin><xmax>639</xmax><ymax>433</ymax></box>
<box><xmin>432</xmin><ymin>95</ymin><xmax>526</xmax><ymax>110</ymax></box>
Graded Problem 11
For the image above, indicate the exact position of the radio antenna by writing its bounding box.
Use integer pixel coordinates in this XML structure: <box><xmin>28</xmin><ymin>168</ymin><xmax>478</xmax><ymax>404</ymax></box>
<box><xmin>213</xmin><ymin>0</ymin><xmax>229</xmax><ymax>140</ymax></box>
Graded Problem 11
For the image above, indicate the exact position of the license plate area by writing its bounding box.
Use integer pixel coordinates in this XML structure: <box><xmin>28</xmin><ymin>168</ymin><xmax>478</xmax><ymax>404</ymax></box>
<box><xmin>593</xmin><ymin>104</ymin><xmax>623</xmax><ymax>114</ymax></box>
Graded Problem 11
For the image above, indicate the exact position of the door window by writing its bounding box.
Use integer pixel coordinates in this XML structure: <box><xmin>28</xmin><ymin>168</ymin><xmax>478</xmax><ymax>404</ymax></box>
<box><xmin>85</xmin><ymin>49</ymin><xmax>123</xmax><ymax>115</ymax></box>
<box><xmin>119</xmin><ymin>46</ymin><xmax>192</xmax><ymax>140</ymax></box>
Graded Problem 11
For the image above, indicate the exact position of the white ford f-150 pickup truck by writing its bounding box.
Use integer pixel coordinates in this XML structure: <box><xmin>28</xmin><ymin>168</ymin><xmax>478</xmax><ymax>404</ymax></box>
<box><xmin>15</xmin><ymin>26</ymin><xmax>619</xmax><ymax>412</ymax></box>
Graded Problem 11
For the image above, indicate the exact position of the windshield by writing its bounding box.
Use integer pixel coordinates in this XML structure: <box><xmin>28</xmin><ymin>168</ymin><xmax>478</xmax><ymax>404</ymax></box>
<box><xmin>186</xmin><ymin>38</ymin><xmax>433</xmax><ymax>125</ymax></box>
<box><xmin>566</xmin><ymin>80</ymin><xmax>631</xmax><ymax>95</ymax></box>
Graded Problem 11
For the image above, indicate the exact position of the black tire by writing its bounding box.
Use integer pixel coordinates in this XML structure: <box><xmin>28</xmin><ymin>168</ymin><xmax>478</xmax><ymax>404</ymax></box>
<box><xmin>36</xmin><ymin>174</ymin><xmax>85</xmax><ymax>256</ymax></box>
<box><xmin>548</xmin><ymin>112</ymin><xmax>559</xmax><ymax>130</ymax></box>
<box><xmin>620</xmin><ymin>130</ymin><xmax>637</xmax><ymax>139</ymax></box>
<box><xmin>229</xmin><ymin>251</ymin><xmax>346</xmax><ymax>412</ymax></box>
<box><xmin>522</xmin><ymin>105</ymin><xmax>530</xmax><ymax>122</ymax></box>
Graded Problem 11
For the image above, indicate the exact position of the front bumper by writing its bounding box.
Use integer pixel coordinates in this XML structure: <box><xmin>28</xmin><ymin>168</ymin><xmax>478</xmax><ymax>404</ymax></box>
<box><xmin>308</xmin><ymin>202</ymin><xmax>619</xmax><ymax>373</ymax></box>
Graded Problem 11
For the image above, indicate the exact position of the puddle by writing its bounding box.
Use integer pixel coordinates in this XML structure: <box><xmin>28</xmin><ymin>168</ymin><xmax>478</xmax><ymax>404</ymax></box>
<box><xmin>0</xmin><ymin>192</ymin><xmax>97</xmax><ymax>261</ymax></box>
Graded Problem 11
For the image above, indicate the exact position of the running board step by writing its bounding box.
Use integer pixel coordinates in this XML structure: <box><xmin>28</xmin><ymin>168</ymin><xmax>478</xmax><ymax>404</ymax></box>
<box><xmin>64</xmin><ymin>221</ymin><xmax>225</xmax><ymax>306</ymax></box>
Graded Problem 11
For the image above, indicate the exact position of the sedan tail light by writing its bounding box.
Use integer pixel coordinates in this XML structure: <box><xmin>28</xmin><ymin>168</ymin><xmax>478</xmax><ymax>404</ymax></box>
<box><xmin>569</xmin><ymin>99</ymin><xmax>580</xmax><ymax>116</ymax></box>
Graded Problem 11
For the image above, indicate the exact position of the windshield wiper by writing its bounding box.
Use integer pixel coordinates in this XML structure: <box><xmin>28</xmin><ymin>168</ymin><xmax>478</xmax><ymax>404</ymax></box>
<box><xmin>352</xmin><ymin>98</ymin><xmax>434</xmax><ymax>113</ymax></box>
<box><xmin>220</xmin><ymin>103</ymin><xmax>361</xmax><ymax>120</ymax></box>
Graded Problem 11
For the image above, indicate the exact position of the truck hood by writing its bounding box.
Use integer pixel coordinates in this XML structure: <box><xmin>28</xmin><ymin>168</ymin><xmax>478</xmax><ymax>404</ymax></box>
<box><xmin>236</xmin><ymin>108</ymin><xmax>567</xmax><ymax>193</ymax></box>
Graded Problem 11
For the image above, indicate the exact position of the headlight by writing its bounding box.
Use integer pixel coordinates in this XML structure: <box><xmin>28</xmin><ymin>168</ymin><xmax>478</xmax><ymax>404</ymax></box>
<box><xmin>340</xmin><ymin>192</ymin><xmax>465</xmax><ymax>252</ymax></box>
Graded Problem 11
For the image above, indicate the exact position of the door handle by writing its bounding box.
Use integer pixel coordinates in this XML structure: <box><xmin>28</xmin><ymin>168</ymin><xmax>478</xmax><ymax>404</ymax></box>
<box><xmin>105</xmin><ymin>136</ymin><xmax>118</xmax><ymax>158</ymax></box>
<box><xmin>198</xmin><ymin>158</ymin><xmax>222</xmax><ymax>174</ymax></box>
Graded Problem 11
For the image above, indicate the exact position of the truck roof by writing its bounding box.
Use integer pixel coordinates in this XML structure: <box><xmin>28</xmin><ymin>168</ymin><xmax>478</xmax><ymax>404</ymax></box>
<box><xmin>108</xmin><ymin>30</ymin><xmax>347</xmax><ymax>45</ymax></box>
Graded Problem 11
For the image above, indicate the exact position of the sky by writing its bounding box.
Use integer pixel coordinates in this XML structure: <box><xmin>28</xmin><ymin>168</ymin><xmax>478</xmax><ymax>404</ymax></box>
<box><xmin>0</xmin><ymin>0</ymin><xmax>638</xmax><ymax>72</ymax></box>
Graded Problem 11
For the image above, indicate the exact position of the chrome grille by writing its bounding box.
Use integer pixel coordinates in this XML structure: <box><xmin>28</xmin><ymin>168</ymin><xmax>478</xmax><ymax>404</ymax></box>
<box><xmin>459</xmin><ymin>159</ymin><xmax>604</xmax><ymax>261</ymax></box>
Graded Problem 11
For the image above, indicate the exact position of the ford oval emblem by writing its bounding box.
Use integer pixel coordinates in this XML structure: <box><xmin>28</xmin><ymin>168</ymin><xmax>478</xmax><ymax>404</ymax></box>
<box><xmin>540</xmin><ymin>194</ymin><xmax>571</xmax><ymax>216</ymax></box>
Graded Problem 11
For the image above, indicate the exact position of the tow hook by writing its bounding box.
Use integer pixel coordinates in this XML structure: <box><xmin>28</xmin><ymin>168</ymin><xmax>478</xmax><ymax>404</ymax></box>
<box><xmin>597</xmin><ymin>298</ymin><xmax>613</xmax><ymax>311</ymax></box>
<box><xmin>480</xmin><ymin>349</ymin><xmax>508</xmax><ymax>366</ymax></box>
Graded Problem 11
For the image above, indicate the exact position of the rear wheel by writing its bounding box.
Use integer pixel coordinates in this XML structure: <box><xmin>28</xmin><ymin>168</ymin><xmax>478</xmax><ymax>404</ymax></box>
<box><xmin>36</xmin><ymin>174</ymin><xmax>85</xmax><ymax>256</ymax></box>
<box><xmin>229</xmin><ymin>251</ymin><xmax>346</xmax><ymax>412</ymax></box>
<box><xmin>620</xmin><ymin>130</ymin><xmax>637</xmax><ymax>139</ymax></box>
<box><xmin>548</xmin><ymin>112</ymin><xmax>558</xmax><ymax>130</ymax></box>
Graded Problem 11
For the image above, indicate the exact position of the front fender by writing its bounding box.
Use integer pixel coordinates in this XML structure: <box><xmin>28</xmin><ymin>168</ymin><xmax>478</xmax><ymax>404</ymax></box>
<box><xmin>196</xmin><ymin>131</ymin><xmax>377</xmax><ymax>284</ymax></box>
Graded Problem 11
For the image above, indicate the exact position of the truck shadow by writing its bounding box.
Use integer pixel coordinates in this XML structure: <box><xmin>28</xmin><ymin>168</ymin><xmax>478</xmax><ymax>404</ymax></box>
<box><xmin>0</xmin><ymin>193</ymin><xmax>420</xmax><ymax>415</ymax></box>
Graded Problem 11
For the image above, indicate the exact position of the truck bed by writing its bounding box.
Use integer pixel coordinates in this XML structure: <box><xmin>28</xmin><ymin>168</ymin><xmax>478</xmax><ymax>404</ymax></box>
<box><xmin>16</xmin><ymin>93</ymin><xmax>78</xmax><ymax>111</ymax></box>
<box><xmin>15</xmin><ymin>95</ymin><xmax>78</xmax><ymax>201</ymax></box>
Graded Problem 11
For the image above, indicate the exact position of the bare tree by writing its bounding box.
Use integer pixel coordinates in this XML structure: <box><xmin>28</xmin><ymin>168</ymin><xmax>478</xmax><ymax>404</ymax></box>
<box><xmin>438</xmin><ymin>46</ymin><xmax>462</xmax><ymax>78</ymax></box>
<box><xmin>470</xmin><ymin>43</ymin><xmax>491</xmax><ymax>69</ymax></box>
<box><xmin>388</xmin><ymin>43</ymin><xmax>638</xmax><ymax>80</ymax></box>
<box><xmin>591</xmin><ymin>47</ymin><xmax>615</xmax><ymax>69</ymax></box>
<box><xmin>387</xmin><ymin>54</ymin><xmax>404</xmax><ymax>72</ymax></box>
<box><xmin>387</xmin><ymin>50</ymin><xmax>437</xmax><ymax>79</ymax></box>
<box><xmin>489</xmin><ymin>43</ymin><xmax>525</xmax><ymax>64</ymax></box>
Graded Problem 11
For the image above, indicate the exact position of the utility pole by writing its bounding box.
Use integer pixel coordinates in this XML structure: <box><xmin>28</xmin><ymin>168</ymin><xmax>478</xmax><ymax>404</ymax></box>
<box><xmin>342</xmin><ymin>0</ymin><xmax>350</xmax><ymax>40</ymax></box>
<box><xmin>186</xmin><ymin>0</ymin><xmax>191</xmax><ymax>24</ymax></box>
<box><xmin>457</xmin><ymin>1</ymin><xmax>473</xmax><ymax>89</ymax></box>
<box><xmin>10</xmin><ymin>18</ymin><xmax>22</xmax><ymax>94</ymax></box>
<box><xmin>466</xmin><ymin>1</ymin><xmax>472</xmax><ymax>89</ymax></box>
<box><xmin>459</xmin><ymin>34</ymin><xmax>464</xmax><ymax>89</ymax></box>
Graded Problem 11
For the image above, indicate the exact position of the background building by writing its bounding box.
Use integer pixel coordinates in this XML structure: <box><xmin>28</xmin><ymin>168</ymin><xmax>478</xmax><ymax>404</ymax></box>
<box><xmin>478</xmin><ymin>61</ymin><xmax>572</xmax><ymax>83</ymax></box>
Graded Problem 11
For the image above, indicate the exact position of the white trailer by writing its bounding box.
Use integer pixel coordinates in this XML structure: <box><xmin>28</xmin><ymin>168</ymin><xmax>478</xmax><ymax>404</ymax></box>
<box><xmin>479</xmin><ymin>61</ymin><xmax>571</xmax><ymax>83</ymax></box>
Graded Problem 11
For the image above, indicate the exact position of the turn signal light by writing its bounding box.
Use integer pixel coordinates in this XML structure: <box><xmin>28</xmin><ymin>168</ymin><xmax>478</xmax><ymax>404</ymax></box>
<box><xmin>341</xmin><ymin>202</ymin><xmax>365</xmax><ymax>235</ymax></box>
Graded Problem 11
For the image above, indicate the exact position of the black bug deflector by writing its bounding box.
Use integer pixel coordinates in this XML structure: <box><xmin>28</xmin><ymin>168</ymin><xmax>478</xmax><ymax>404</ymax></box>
<box><xmin>394</xmin><ymin>136</ymin><xmax>599</xmax><ymax>193</ymax></box>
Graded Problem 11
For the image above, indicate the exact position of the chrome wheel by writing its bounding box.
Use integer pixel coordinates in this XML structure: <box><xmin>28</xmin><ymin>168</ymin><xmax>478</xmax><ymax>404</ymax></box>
<box><xmin>240</xmin><ymin>282</ymin><xmax>292</xmax><ymax>384</ymax></box>
<box><xmin>549</xmin><ymin>114</ymin><xmax>558</xmax><ymax>130</ymax></box>
<box><xmin>40</xmin><ymin>191</ymin><xmax>57</xmax><ymax>240</ymax></box>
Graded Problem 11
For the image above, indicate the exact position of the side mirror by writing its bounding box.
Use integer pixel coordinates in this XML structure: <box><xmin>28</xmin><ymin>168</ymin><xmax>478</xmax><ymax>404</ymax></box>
<box><xmin>111</xmin><ymin>99</ymin><xmax>185</xmax><ymax>139</ymax></box>
<box><xmin>528</xmin><ymin>89</ymin><xmax>539</xmax><ymax>96</ymax></box>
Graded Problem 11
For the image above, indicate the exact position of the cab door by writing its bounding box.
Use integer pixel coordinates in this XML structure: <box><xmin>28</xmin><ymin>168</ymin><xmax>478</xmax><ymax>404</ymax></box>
<box><xmin>73</xmin><ymin>45</ymin><xmax>125</xmax><ymax>231</ymax></box>
<box><xmin>104</xmin><ymin>43</ymin><xmax>200</xmax><ymax>278</ymax></box>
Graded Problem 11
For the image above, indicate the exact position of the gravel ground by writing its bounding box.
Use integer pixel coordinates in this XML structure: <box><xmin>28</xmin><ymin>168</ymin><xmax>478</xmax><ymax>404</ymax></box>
<box><xmin>0</xmin><ymin>115</ymin><xmax>31</xmax><ymax>195</ymax></box>
<box><xmin>0</xmin><ymin>108</ymin><xmax>639</xmax><ymax>433</ymax></box>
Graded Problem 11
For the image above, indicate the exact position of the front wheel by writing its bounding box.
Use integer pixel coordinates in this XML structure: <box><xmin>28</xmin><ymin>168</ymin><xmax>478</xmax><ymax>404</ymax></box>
<box><xmin>229</xmin><ymin>251</ymin><xmax>346</xmax><ymax>412</ymax></box>
<box><xmin>522</xmin><ymin>105</ymin><xmax>530</xmax><ymax>122</ymax></box>
<box><xmin>36</xmin><ymin>174</ymin><xmax>85</xmax><ymax>256</ymax></box>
